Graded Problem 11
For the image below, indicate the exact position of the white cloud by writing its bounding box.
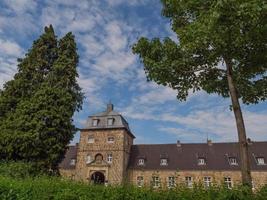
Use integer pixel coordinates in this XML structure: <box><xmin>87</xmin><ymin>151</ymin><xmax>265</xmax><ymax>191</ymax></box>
<box><xmin>0</xmin><ymin>39</ymin><xmax>23</xmax><ymax>57</ymax></box>
<box><xmin>3</xmin><ymin>0</ymin><xmax>37</xmax><ymax>13</ymax></box>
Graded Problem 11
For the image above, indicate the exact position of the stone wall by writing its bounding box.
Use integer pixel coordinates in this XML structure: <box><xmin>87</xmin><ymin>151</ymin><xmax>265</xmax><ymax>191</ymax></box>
<box><xmin>59</xmin><ymin>169</ymin><xmax>76</xmax><ymax>180</ymax></box>
<box><xmin>128</xmin><ymin>169</ymin><xmax>267</xmax><ymax>189</ymax></box>
<box><xmin>74</xmin><ymin>128</ymin><xmax>133</xmax><ymax>184</ymax></box>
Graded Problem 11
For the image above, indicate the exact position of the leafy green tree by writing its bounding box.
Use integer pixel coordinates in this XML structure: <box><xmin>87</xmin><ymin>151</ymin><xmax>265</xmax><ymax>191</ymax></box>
<box><xmin>133</xmin><ymin>0</ymin><xmax>267</xmax><ymax>186</ymax></box>
<box><xmin>0</xmin><ymin>26</ymin><xmax>83</xmax><ymax>172</ymax></box>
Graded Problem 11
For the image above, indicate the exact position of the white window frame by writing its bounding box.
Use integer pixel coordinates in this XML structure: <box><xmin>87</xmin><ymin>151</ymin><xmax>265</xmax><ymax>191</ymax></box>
<box><xmin>252</xmin><ymin>180</ymin><xmax>255</xmax><ymax>190</ymax></box>
<box><xmin>107</xmin><ymin>136</ymin><xmax>115</xmax><ymax>143</ymax></box>
<box><xmin>203</xmin><ymin>176</ymin><xmax>212</xmax><ymax>188</ymax></box>
<box><xmin>229</xmin><ymin>157</ymin><xmax>238</xmax><ymax>165</ymax></box>
<box><xmin>152</xmin><ymin>176</ymin><xmax>160</xmax><ymax>188</ymax></box>
<box><xmin>70</xmin><ymin>159</ymin><xmax>76</xmax><ymax>166</ymax></box>
<box><xmin>198</xmin><ymin>158</ymin><xmax>206</xmax><ymax>165</ymax></box>
<box><xmin>92</xmin><ymin>119</ymin><xmax>99</xmax><ymax>127</ymax></box>
<box><xmin>160</xmin><ymin>158</ymin><xmax>168</xmax><ymax>166</ymax></box>
<box><xmin>107</xmin><ymin>118</ymin><xmax>114</xmax><ymax>126</ymax></box>
<box><xmin>137</xmin><ymin>176</ymin><xmax>144</xmax><ymax>187</ymax></box>
<box><xmin>138</xmin><ymin>159</ymin><xmax>145</xmax><ymax>166</ymax></box>
<box><xmin>167</xmin><ymin>176</ymin><xmax>175</xmax><ymax>188</ymax></box>
<box><xmin>107</xmin><ymin>153</ymin><xmax>113</xmax><ymax>163</ymax></box>
<box><xmin>185</xmin><ymin>176</ymin><xmax>193</xmax><ymax>188</ymax></box>
<box><xmin>256</xmin><ymin>157</ymin><xmax>265</xmax><ymax>165</ymax></box>
<box><xmin>88</xmin><ymin>135</ymin><xmax>94</xmax><ymax>143</ymax></box>
<box><xmin>86</xmin><ymin>155</ymin><xmax>92</xmax><ymax>164</ymax></box>
<box><xmin>224</xmin><ymin>177</ymin><xmax>233</xmax><ymax>189</ymax></box>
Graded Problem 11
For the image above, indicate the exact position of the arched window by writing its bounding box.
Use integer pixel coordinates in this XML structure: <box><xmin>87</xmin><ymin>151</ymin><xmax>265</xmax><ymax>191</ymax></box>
<box><xmin>95</xmin><ymin>153</ymin><xmax>103</xmax><ymax>164</ymax></box>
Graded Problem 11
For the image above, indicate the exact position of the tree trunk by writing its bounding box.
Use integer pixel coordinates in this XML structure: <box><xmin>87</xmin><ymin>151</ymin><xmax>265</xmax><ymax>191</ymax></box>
<box><xmin>225</xmin><ymin>58</ymin><xmax>252</xmax><ymax>187</ymax></box>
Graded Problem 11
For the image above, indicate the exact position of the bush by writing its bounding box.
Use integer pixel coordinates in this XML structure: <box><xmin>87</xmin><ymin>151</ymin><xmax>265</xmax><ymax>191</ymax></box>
<box><xmin>0</xmin><ymin>175</ymin><xmax>267</xmax><ymax>200</ymax></box>
<box><xmin>0</xmin><ymin>161</ymin><xmax>44</xmax><ymax>178</ymax></box>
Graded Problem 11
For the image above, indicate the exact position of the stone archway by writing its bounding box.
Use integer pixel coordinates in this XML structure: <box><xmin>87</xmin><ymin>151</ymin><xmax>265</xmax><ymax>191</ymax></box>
<box><xmin>91</xmin><ymin>171</ymin><xmax>105</xmax><ymax>184</ymax></box>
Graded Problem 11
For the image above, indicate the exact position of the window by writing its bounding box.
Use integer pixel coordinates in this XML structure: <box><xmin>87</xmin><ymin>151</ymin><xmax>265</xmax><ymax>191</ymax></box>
<box><xmin>70</xmin><ymin>159</ymin><xmax>76</xmax><ymax>166</ymax></box>
<box><xmin>203</xmin><ymin>177</ymin><xmax>212</xmax><ymax>188</ymax></box>
<box><xmin>107</xmin><ymin>136</ymin><xmax>115</xmax><ymax>143</ymax></box>
<box><xmin>107</xmin><ymin>118</ymin><xmax>114</xmax><ymax>126</ymax></box>
<box><xmin>137</xmin><ymin>176</ymin><xmax>144</xmax><ymax>187</ymax></box>
<box><xmin>229</xmin><ymin>157</ymin><xmax>238</xmax><ymax>165</ymax></box>
<box><xmin>185</xmin><ymin>176</ymin><xmax>193</xmax><ymax>188</ymax></box>
<box><xmin>92</xmin><ymin>119</ymin><xmax>99</xmax><ymax>126</ymax></box>
<box><xmin>107</xmin><ymin>154</ymin><xmax>113</xmax><ymax>163</ymax></box>
<box><xmin>167</xmin><ymin>176</ymin><xmax>175</xmax><ymax>188</ymax></box>
<box><xmin>152</xmin><ymin>176</ymin><xmax>160</xmax><ymax>188</ymax></box>
<box><xmin>88</xmin><ymin>135</ymin><xmax>94</xmax><ymax>143</ymax></box>
<box><xmin>256</xmin><ymin>157</ymin><xmax>265</xmax><ymax>165</ymax></box>
<box><xmin>198</xmin><ymin>158</ymin><xmax>206</xmax><ymax>165</ymax></box>
<box><xmin>95</xmin><ymin>154</ymin><xmax>103</xmax><ymax>164</ymax></box>
<box><xmin>252</xmin><ymin>181</ymin><xmax>256</xmax><ymax>190</ymax></box>
<box><xmin>86</xmin><ymin>155</ymin><xmax>92</xmax><ymax>164</ymax></box>
<box><xmin>224</xmin><ymin>177</ymin><xmax>233</xmax><ymax>189</ymax></box>
<box><xmin>138</xmin><ymin>159</ymin><xmax>145</xmax><ymax>166</ymax></box>
<box><xmin>160</xmin><ymin>159</ymin><xmax>168</xmax><ymax>166</ymax></box>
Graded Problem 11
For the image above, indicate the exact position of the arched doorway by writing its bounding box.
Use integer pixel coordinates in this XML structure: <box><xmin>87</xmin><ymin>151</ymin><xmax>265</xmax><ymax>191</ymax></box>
<box><xmin>91</xmin><ymin>171</ymin><xmax>105</xmax><ymax>184</ymax></box>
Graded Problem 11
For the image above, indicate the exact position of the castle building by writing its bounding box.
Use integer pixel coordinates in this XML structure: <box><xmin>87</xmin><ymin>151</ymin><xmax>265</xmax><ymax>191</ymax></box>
<box><xmin>59</xmin><ymin>104</ymin><xmax>267</xmax><ymax>189</ymax></box>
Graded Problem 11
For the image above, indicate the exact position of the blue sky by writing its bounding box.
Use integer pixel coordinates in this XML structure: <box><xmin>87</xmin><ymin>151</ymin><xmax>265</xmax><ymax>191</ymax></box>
<box><xmin>0</xmin><ymin>0</ymin><xmax>267</xmax><ymax>145</ymax></box>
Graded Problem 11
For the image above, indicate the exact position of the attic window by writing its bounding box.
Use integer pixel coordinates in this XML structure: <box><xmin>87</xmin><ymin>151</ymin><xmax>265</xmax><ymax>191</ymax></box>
<box><xmin>160</xmin><ymin>158</ymin><xmax>168</xmax><ymax>166</ymax></box>
<box><xmin>88</xmin><ymin>135</ymin><xmax>94</xmax><ymax>143</ymax></box>
<box><xmin>256</xmin><ymin>157</ymin><xmax>265</xmax><ymax>165</ymax></box>
<box><xmin>70</xmin><ymin>159</ymin><xmax>76</xmax><ymax>166</ymax></box>
<box><xmin>198</xmin><ymin>158</ymin><xmax>206</xmax><ymax>165</ymax></box>
<box><xmin>138</xmin><ymin>159</ymin><xmax>145</xmax><ymax>166</ymax></box>
<box><xmin>107</xmin><ymin>118</ymin><xmax>114</xmax><ymax>126</ymax></box>
<box><xmin>107</xmin><ymin>136</ymin><xmax>115</xmax><ymax>143</ymax></box>
<box><xmin>92</xmin><ymin>119</ymin><xmax>99</xmax><ymax>126</ymax></box>
<box><xmin>229</xmin><ymin>157</ymin><xmax>238</xmax><ymax>165</ymax></box>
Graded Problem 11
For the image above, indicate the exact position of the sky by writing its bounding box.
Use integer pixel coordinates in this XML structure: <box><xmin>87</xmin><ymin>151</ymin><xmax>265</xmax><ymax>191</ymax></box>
<box><xmin>0</xmin><ymin>0</ymin><xmax>267</xmax><ymax>145</ymax></box>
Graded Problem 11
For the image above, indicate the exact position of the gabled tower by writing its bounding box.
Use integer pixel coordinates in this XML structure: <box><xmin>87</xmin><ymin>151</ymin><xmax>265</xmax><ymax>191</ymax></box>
<box><xmin>75</xmin><ymin>104</ymin><xmax>135</xmax><ymax>184</ymax></box>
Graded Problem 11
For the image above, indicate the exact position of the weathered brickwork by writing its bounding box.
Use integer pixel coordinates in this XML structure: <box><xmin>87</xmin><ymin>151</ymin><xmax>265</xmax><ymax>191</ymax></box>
<box><xmin>71</xmin><ymin>129</ymin><xmax>133</xmax><ymax>184</ymax></box>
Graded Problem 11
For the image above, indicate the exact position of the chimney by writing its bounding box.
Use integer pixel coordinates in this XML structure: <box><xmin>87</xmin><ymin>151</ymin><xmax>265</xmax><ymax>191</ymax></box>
<box><xmin>177</xmin><ymin>140</ymin><xmax>181</xmax><ymax>147</ymax></box>
<box><xmin>207</xmin><ymin>139</ymin><xmax>212</xmax><ymax>146</ymax></box>
<box><xmin>247</xmin><ymin>138</ymin><xmax>253</xmax><ymax>145</ymax></box>
<box><xmin>107</xmin><ymin>103</ymin><xmax>114</xmax><ymax>112</ymax></box>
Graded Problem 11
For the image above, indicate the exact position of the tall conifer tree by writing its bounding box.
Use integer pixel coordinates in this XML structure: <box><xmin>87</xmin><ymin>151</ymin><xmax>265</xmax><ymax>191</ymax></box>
<box><xmin>0</xmin><ymin>26</ymin><xmax>83</xmax><ymax>171</ymax></box>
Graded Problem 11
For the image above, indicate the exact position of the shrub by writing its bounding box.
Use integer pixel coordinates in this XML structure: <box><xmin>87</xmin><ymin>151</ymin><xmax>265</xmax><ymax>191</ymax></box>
<box><xmin>0</xmin><ymin>174</ymin><xmax>267</xmax><ymax>200</ymax></box>
<box><xmin>0</xmin><ymin>161</ymin><xmax>44</xmax><ymax>178</ymax></box>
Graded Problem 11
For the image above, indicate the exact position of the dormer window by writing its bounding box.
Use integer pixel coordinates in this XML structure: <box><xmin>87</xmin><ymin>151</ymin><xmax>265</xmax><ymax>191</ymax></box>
<box><xmin>198</xmin><ymin>158</ymin><xmax>206</xmax><ymax>165</ymax></box>
<box><xmin>92</xmin><ymin>119</ymin><xmax>99</xmax><ymax>127</ymax></box>
<box><xmin>138</xmin><ymin>159</ymin><xmax>145</xmax><ymax>166</ymax></box>
<box><xmin>107</xmin><ymin>118</ymin><xmax>114</xmax><ymax>126</ymax></box>
<box><xmin>229</xmin><ymin>157</ymin><xmax>238</xmax><ymax>165</ymax></box>
<box><xmin>107</xmin><ymin>136</ymin><xmax>115</xmax><ymax>143</ymax></box>
<box><xmin>70</xmin><ymin>159</ymin><xmax>76</xmax><ymax>166</ymax></box>
<box><xmin>256</xmin><ymin>157</ymin><xmax>265</xmax><ymax>165</ymax></box>
<box><xmin>160</xmin><ymin>158</ymin><xmax>168</xmax><ymax>166</ymax></box>
<box><xmin>88</xmin><ymin>135</ymin><xmax>94</xmax><ymax>143</ymax></box>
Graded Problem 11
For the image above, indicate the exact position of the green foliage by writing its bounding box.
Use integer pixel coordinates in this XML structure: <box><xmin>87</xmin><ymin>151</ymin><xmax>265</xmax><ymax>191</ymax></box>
<box><xmin>0</xmin><ymin>25</ymin><xmax>83</xmax><ymax>171</ymax></box>
<box><xmin>133</xmin><ymin>0</ymin><xmax>267</xmax><ymax>104</ymax></box>
<box><xmin>0</xmin><ymin>175</ymin><xmax>266</xmax><ymax>200</ymax></box>
<box><xmin>0</xmin><ymin>161</ymin><xmax>44</xmax><ymax>178</ymax></box>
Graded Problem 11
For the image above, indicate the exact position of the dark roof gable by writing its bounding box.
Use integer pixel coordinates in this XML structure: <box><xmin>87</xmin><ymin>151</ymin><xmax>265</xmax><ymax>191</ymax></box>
<box><xmin>128</xmin><ymin>141</ymin><xmax>267</xmax><ymax>171</ymax></box>
<box><xmin>82</xmin><ymin>104</ymin><xmax>135</xmax><ymax>138</ymax></box>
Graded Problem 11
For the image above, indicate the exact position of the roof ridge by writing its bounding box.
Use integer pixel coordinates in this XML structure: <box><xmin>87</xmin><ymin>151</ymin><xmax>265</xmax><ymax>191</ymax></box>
<box><xmin>133</xmin><ymin>141</ymin><xmax>267</xmax><ymax>146</ymax></box>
